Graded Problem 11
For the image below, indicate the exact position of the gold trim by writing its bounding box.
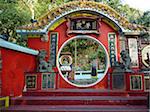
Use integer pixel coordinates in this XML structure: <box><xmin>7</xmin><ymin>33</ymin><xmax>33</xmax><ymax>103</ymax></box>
<box><xmin>49</xmin><ymin>18</ymin><xmax>66</xmax><ymax>31</ymax></box>
<box><xmin>49</xmin><ymin>13</ymin><xmax>99</xmax><ymax>31</ymax></box>
<box><xmin>130</xmin><ymin>75</ymin><xmax>143</xmax><ymax>91</ymax></box>
<box><xmin>18</xmin><ymin>1</ymin><xmax>144</xmax><ymax>31</ymax></box>
<box><xmin>25</xmin><ymin>74</ymin><xmax>37</xmax><ymax>90</ymax></box>
<box><xmin>28</xmin><ymin>35</ymin><xmax>41</xmax><ymax>38</ymax></box>
<box><xmin>0</xmin><ymin>96</ymin><xmax>9</xmax><ymax>108</ymax></box>
<box><xmin>59</xmin><ymin>55</ymin><xmax>73</xmax><ymax>66</ymax></box>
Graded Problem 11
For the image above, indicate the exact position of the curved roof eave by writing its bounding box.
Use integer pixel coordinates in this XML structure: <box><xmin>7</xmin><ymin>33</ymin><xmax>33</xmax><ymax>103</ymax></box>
<box><xmin>16</xmin><ymin>1</ymin><xmax>148</xmax><ymax>35</ymax></box>
<box><xmin>43</xmin><ymin>8</ymin><xmax>126</xmax><ymax>33</ymax></box>
<box><xmin>17</xmin><ymin>8</ymin><xmax>126</xmax><ymax>34</ymax></box>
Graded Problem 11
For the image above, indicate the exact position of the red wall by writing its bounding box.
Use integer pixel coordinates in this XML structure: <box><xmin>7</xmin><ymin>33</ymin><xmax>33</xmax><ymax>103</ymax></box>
<box><xmin>49</xmin><ymin>20</ymin><xmax>120</xmax><ymax>89</ymax></box>
<box><xmin>54</xmin><ymin>21</ymin><xmax>119</xmax><ymax>51</ymax></box>
<box><xmin>1</xmin><ymin>48</ymin><xmax>36</xmax><ymax>96</ymax></box>
<box><xmin>28</xmin><ymin>38</ymin><xmax>50</xmax><ymax>59</ymax></box>
<box><xmin>26</xmin><ymin>20</ymin><xmax>120</xmax><ymax>90</ymax></box>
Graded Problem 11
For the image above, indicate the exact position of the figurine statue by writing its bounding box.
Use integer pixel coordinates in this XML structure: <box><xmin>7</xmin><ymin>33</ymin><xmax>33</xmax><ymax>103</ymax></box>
<box><xmin>37</xmin><ymin>50</ymin><xmax>53</xmax><ymax>72</ymax></box>
<box><xmin>120</xmin><ymin>50</ymin><xmax>132</xmax><ymax>72</ymax></box>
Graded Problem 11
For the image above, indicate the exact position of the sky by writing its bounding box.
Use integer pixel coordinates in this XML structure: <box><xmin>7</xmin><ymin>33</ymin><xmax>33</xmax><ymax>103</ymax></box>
<box><xmin>122</xmin><ymin>0</ymin><xmax>150</xmax><ymax>11</ymax></box>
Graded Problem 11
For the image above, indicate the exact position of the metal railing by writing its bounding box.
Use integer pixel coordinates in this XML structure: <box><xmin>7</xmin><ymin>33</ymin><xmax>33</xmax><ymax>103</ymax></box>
<box><xmin>0</xmin><ymin>96</ymin><xmax>9</xmax><ymax>108</ymax></box>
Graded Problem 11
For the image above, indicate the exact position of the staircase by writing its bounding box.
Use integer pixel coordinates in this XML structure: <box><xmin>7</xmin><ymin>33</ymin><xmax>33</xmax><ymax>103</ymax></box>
<box><xmin>1</xmin><ymin>89</ymin><xmax>149</xmax><ymax>112</ymax></box>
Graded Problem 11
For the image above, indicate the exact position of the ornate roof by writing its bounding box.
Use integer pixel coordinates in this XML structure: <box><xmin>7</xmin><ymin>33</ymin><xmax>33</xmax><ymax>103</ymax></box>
<box><xmin>17</xmin><ymin>1</ymin><xmax>148</xmax><ymax>33</ymax></box>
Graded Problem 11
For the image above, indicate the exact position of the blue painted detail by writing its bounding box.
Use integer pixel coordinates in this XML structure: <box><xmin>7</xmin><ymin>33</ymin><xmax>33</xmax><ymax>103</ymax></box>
<box><xmin>0</xmin><ymin>38</ymin><xmax>39</xmax><ymax>55</ymax></box>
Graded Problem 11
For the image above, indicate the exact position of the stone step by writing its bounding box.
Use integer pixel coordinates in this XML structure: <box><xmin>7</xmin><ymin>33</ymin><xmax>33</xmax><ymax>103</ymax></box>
<box><xmin>11</xmin><ymin>96</ymin><xmax>147</xmax><ymax>105</ymax></box>
<box><xmin>5</xmin><ymin>90</ymin><xmax>149</xmax><ymax>112</ymax></box>
<box><xmin>23</xmin><ymin>89</ymin><xmax>148</xmax><ymax>96</ymax></box>
<box><xmin>1</xmin><ymin>105</ymin><xmax>148</xmax><ymax>112</ymax></box>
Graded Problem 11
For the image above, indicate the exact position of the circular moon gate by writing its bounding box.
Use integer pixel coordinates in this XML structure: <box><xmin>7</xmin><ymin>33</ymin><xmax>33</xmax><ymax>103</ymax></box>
<box><xmin>57</xmin><ymin>36</ymin><xmax>109</xmax><ymax>87</ymax></box>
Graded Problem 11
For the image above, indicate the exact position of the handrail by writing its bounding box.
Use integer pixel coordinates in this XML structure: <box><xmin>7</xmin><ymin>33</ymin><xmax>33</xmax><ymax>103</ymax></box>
<box><xmin>0</xmin><ymin>96</ymin><xmax>9</xmax><ymax>108</ymax></box>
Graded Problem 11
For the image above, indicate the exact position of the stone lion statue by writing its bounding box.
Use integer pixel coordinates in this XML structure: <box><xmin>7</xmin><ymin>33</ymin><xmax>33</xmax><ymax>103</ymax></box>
<box><xmin>120</xmin><ymin>50</ymin><xmax>131</xmax><ymax>71</ymax></box>
<box><xmin>37</xmin><ymin>50</ymin><xmax>53</xmax><ymax>72</ymax></box>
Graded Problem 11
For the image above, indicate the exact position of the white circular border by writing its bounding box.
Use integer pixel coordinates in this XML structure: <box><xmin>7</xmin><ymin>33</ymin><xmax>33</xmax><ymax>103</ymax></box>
<box><xmin>142</xmin><ymin>45</ymin><xmax>150</xmax><ymax>67</ymax></box>
<box><xmin>57</xmin><ymin>35</ymin><xmax>110</xmax><ymax>87</ymax></box>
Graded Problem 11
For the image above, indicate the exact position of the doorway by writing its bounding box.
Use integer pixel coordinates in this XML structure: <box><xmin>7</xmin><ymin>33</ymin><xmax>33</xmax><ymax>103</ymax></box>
<box><xmin>57</xmin><ymin>35</ymin><xmax>109</xmax><ymax>87</ymax></box>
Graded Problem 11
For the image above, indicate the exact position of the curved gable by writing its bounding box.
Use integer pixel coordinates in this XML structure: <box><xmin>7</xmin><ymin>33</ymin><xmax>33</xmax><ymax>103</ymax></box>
<box><xmin>17</xmin><ymin>1</ymin><xmax>146</xmax><ymax>34</ymax></box>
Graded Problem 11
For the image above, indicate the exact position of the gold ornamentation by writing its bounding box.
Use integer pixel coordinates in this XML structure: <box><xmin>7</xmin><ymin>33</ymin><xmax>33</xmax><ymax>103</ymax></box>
<box><xmin>18</xmin><ymin>1</ymin><xmax>146</xmax><ymax>32</ymax></box>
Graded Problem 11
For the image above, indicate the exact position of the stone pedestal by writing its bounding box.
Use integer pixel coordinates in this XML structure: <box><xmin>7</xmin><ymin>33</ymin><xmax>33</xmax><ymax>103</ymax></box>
<box><xmin>112</xmin><ymin>66</ymin><xmax>125</xmax><ymax>90</ymax></box>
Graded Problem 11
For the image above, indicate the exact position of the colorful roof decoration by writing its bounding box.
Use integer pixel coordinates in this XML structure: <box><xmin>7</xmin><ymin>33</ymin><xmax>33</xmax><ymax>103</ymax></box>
<box><xmin>17</xmin><ymin>1</ymin><xmax>148</xmax><ymax>33</ymax></box>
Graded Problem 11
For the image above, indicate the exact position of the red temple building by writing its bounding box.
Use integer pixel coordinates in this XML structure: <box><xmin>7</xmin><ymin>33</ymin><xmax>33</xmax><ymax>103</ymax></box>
<box><xmin>0</xmin><ymin>1</ymin><xmax>149</xmax><ymax>112</ymax></box>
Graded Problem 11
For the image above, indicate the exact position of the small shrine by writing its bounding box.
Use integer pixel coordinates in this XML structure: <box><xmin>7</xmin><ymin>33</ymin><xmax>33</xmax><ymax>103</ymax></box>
<box><xmin>0</xmin><ymin>1</ymin><xmax>149</xmax><ymax>96</ymax></box>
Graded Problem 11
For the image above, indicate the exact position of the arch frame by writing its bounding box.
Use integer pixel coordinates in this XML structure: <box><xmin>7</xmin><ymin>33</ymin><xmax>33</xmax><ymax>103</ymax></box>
<box><xmin>56</xmin><ymin>35</ymin><xmax>110</xmax><ymax>88</ymax></box>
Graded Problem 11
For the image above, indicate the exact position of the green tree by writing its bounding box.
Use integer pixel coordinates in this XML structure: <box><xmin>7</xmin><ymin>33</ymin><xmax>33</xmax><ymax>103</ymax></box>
<box><xmin>0</xmin><ymin>0</ymin><xmax>55</xmax><ymax>46</ymax></box>
<box><xmin>0</xmin><ymin>0</ymin><xmax>31</xmax><ymax>46</ymax></box>
<box><xmin>0</xmin><ymin>0</ymin><xmax>148</xmax><ymax>46</ymax></box>
<box><xmin>136</xmin><ymin>11</ymin><xmax>150</xmax><ymax>27</ymax></box>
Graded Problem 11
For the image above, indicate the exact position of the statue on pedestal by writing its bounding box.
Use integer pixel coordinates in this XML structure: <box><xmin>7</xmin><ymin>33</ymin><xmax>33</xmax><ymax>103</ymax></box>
<box><xmin>120</xmin><ymin>50</ymin><xmax>132</xmax><ymax>72</ymax></box>
<box><xmin>37</xmin><ymin>50</ymin><xmax>53</xmax><ymax>72</ymax></box>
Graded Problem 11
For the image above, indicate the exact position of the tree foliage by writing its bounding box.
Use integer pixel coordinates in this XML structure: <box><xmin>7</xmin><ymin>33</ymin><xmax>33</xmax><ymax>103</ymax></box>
<box><xmin>0</xmin><ymin>0</ymin><xmax>149</xmax><ymax>46</ymax></box>
<box><xmin>0</xmin><ymin>0</ymin><xmax>31</xmax><ymax>46</ymax></box>
<box><xmin>136</xmin><ymin>11</ymin><xmax>150</xmax><ymax>27</ymax></box>
<box><xmin>61</xmin><ymin>38</ymin><xmax>106</xmax><ymax>70</ymax></box>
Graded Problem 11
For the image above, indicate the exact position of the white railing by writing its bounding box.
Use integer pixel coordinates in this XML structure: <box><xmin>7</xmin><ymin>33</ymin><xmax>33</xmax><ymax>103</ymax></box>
<box><xmin>75</xmin><ymin>70</ymin><xmax>104</xmax><ymax>80</ymax></box>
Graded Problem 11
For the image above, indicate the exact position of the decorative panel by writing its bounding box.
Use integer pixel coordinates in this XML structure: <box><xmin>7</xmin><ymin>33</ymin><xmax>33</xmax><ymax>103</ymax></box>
<box><xmin>42</xmin><ymin>73</ymin><xmax>55</xmax><ymax>89</ymax></box>
<box><xmin>112</xmin><ymin>74</ymin><xmax>125</xmax><ymax>89</ymax></box>
<box><xmin>25</xmin><ymin>75</ymin><xmax>37</xmax><ymax>89</ymax></box>
<box><xmin>130</xmin><ymin>75</ymin><xmax>143</xmax><ymax>91</ymax></box>
<box><xmin>50</xmin><ymin>32</ymin><xmax>58</xmax><ymax>67</ymax></box>
<box><xmin>128</xmin><ymin>38</ymin><xmax>139</xmax><ymax>67</ymax></box>
<box><xmin>67</xmin><ymin>18</ymin><xmax>100</xmax><ymax>34</ymax></box>
<box><xmin>108</xmin><ymin>33</ymin><xmax>117</xmax><ymax>67</ymax></box>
